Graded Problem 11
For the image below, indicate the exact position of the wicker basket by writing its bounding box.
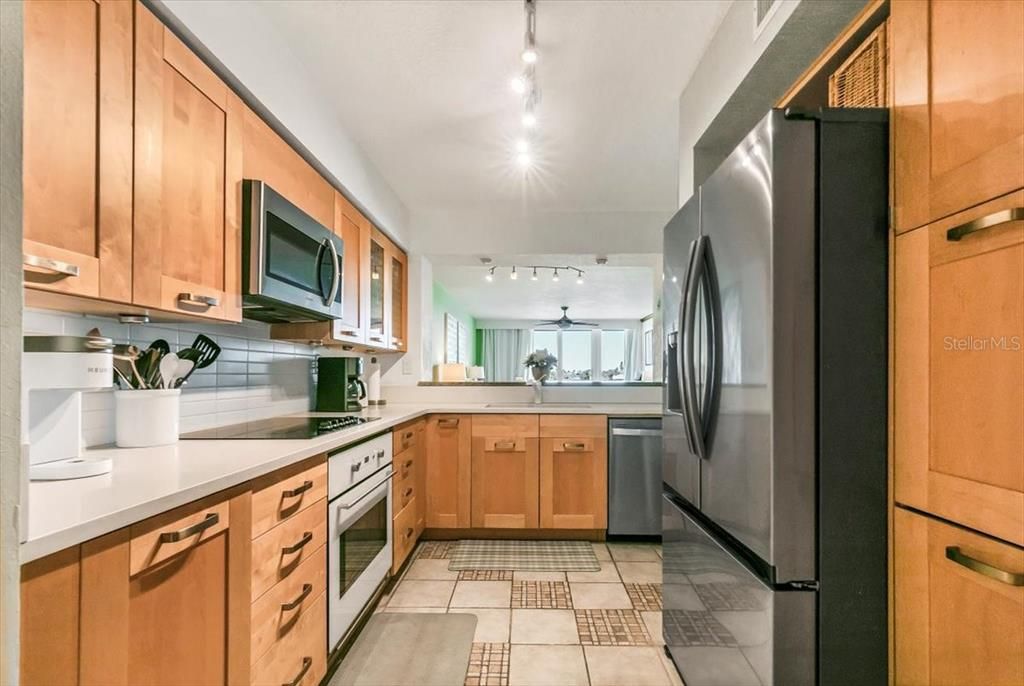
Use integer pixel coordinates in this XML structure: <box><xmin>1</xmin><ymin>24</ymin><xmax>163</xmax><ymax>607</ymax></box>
<box><xmin>829</xmin><ymin>22</ymin><xmax>888</xmax><ymax>107</ymax></box>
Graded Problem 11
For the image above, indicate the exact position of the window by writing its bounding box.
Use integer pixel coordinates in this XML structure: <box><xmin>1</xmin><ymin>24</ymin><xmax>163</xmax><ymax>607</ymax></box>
<box><xmin>600</xmin><ymin>330</ymin><xmax>626</xmax><ymax>380</ymax></box>
<box><xmin>531</xmin><ymin>330</ymin><xmax>558</xmax><ymax>359</ymax></box>
<box><xmin>561</xmin><ymin>331</ymin><xmax>592</xmax><ymax>381</ymax></box>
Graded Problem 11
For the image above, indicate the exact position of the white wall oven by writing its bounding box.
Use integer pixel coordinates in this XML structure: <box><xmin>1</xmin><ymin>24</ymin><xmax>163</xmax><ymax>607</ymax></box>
<box><xmin>328</xmin><ymin>432</ymin><xmax>393</xmax><ymax>650</ymax></box>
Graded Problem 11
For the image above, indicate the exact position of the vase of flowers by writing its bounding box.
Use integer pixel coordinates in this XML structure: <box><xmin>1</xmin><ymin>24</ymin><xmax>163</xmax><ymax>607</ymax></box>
<box><xmin>525</xmin><ymin>349</ymin><xmax>557</xmax><ymax>383</ymax></box>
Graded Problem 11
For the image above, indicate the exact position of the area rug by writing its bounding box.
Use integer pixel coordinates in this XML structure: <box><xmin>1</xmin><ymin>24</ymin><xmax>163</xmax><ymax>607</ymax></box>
<box><xmin>447</xmin><ymin>539</ymin><xmax>600</xmax><ymax>571</ymax></box>
<box><xmin>330</xmin><ymin>613</ymin><xmax>477</xmax><ymax>686</ymax></box>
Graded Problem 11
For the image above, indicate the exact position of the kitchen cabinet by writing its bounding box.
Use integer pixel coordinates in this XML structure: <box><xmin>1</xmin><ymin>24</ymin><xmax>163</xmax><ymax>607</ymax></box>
<box><xmin>22</xmin><ymin>0</ymin><xmax>133</xmax><ymax>303</ymax></box>
<box><xmin>392</xmin><ymin>419</ymin><xmax>425</xmax><ymax>572</ymax></box>
<box><xmin>894</xmin><ymin>507</ymin><xmax>1024</xmax><ymax>686</ymax></box>
<box><xmin>424</xmin><ymin>415</ymin><xmax>473</xmax><ymax>529</ymax></box>
<box><xmin>333</xmin><ymin>194</ymin><xmax>372</xmax><ymax>344</ymax></box>
<box><xmin>133</xmin><ymin>2</ymin><xmax>242</xmax><ymax>322</ymax></box>
<box><xmin>891</xmin><ymin>0</ymin><xmax>1024</xmax><ymax>233</ymax></box>
<box><xmin>893</xmin><ymin>191</ymin><xmax>1024</xmax><ymax>547</ymax></box>
<box><xmin>367</xmin><ymin>229</ymin><xmax>389</xmax><ymax>348</ymax></box>
<box><xmin>20</xmin><ymin>547</ymin><xmax>80</xmax><ymax>686</ymax></box>
<box><xmin>539</xmin><ymin>416</ymin><xmax>608</xmax><ymax>530</ymax></box>
<box><xmin>389</xmin><ymin>245</ymin><xmax>408</xmax><ymax>352</ymax></box>
<box><xmin>471</xmin><ymin>415</ymin><xmax>540</xmax><ymax>529</ymax></box>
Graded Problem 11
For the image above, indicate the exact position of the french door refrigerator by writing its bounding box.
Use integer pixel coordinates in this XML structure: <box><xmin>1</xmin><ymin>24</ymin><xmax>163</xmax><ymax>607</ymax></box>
<box><xmin>662</xmin><ymin>109</ymin><xmax>888</xmax><ymax>686</ymax></box>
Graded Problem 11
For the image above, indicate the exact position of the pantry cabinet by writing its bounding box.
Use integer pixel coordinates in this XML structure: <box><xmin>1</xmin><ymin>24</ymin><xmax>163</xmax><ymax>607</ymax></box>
<box><xmin>891</xmin><ymin>0</ymin><xmax>1024</xmax><ymax>233</ymax></box>
<box><xmin>22</xmin><ymin>0</ymin><xmax>133</xmax><ymax>303</ymax></box>
<box><xmin>894</xmin><ymin>191</ymin><xmax>1024</xmax><ymax>547</ymax></box>
<box><xmin>539</xmin><ymin>416</ymin><xmax>608</xmax><ymax>530</ymax></box>
<box><xmin>471</xmin><ymin>415</ymin><xmax>540</xmax><ymax>529</ymax></box>
<box><xmin>133</xmin><ymin>2</ymin><xmax>242</xmax><ymax>322</ymax></box>
<box><xmin>894</xmin><ymin>507</ymin><xmax>1024</xmax><ymax>686</ymax></box>
<box><xmin>424</xmin><ymin>415</ymin><xmax>473</xmax><ymax>529</ymax></box>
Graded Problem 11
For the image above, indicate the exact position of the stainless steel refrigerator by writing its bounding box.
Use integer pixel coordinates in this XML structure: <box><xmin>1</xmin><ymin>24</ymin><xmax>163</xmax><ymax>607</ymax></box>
<box><xmin>662</xmin><ymin>109</ymin><xmax>888</xmax><ymax>686</ymax></box>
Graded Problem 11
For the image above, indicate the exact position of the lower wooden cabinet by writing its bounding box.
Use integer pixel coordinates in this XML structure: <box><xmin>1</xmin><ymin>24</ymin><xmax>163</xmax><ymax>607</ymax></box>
<box><xmin>894</xmin><ymin>506</ymin><xmax>1024</xmax><ymax>686</ymax></box>
<box><xmin>424</xmin><ymin>415</ymin><xmax>472</xmax><ymax>528</ymax></box>
<box><xmin>20</xmin><ymin>547</ymin><xmax>80</xmax><ymax>686</ymax></box>
<box><xmin>471</xmin><ymin>415</ymin><xmax>540</xmax><ymax>529</ymax></box>
<box><xmin>539</xmin><ymin>416</ymin><xmax>608</xmax><ymax>530</ymax></box>
<box><xmin>250</xmin><ymin>593</ymin><xmax>326</xmax><ymax>686</ymax></box>
<box><xmin>392</xmin><ymin>418</ymin><xmax>426</xmax><ymax>573</ymax></box>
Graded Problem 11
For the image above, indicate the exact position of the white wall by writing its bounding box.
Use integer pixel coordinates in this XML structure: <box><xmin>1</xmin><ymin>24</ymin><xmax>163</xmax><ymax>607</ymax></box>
<box><xmin>156</xmin><ymin>0</ymin><xmax>411</xmax><ymax>248</ymax></box>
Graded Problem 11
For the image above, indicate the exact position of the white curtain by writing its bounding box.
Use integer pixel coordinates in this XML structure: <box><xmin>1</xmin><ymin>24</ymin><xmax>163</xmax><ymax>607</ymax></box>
<box><xmin>624</xmin><ymin>322</ymin><xmax>645</xmax><ymax>381</ymax></box>
<box><xmin>481</xmin><ymin>329</ymin><xmax>531</xmax><ymax>382</ymax></box>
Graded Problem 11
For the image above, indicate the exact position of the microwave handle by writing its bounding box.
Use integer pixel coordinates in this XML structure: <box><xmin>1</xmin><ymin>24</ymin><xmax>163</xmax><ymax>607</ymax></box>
<box><xmin>325</xmin><ymin>238</ymin><xmax>341</xmax><ymax>306</ymax></box>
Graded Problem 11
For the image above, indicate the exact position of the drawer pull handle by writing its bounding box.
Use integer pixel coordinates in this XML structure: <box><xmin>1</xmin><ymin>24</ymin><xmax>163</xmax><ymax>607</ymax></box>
<box><xmin>562</xmin><ymin>442</ymin><xmax>587</xmax><ymax>451</ymax></box>
<box><xmin>438</xmin><ymin>418</ymin><xmax>460</xmax><ymax>428</ymax></box>
<box><xmin>405</xmin><ymin>527</ymin><xmax>414</xmax><ymax>539</ymax></box>
<box><xmin>404</xmin><ymin>459</ymin><xmax>413</xmax><ymax>469</ymax></box>
<box><xmin>23</xmin><ymin>253</ymin><xmax>80</xmax><ymax>277</ymax></box>
<box><xmin>369</xmin><ymin>335</ymin><xmax>384</xmax><ymax>342</ymax></box>
<box><xmin>494</xmin><ymin>440</ymin><xmax>516</xmax><ymax>451</ymax></box>
<box><xmin>404</xmin><ymin>431</ymin><xmax>414</xmax><ymax>440</ymax></box>
<box><xmin>282</xmin><ymin>657</ymin><xmax>312</xmax><ymax>686</ymax></box>
<box><xmin>281</xmin><ymin>583</ymin><xmax>313</xmax><ymax>611</ymax></box>
<box><xmin>404</xmin><ymin>487</ymin><xmax>413</xmax><ymax>498</ymax></box>
<box><xmin>177</xmin><ymin>292</ymin><xmax>219</xmax><ymax>309</ymax></box>
<box><xmin>282</xmin><ymin>480</ymin><xmax>313</xmax><ymax>499</ymax></box>
<box><xmin>158</xmin><ymin>512</ymin><xmax>219</xmax><ymax>543</ymax></box>
<box><xmin>946</xmin><ymin>546</ymin><xmax>1024</xmax><ymax>586</ymax></box>
<box><xmin>282</xmin><ymin>531</ymin><xmax>313</xmax><ymax>555</ymax></box>
<box><xmin>946</xmin><ymin>207</ymin><xmax>1024</xmax><ymax>241</ymax></box>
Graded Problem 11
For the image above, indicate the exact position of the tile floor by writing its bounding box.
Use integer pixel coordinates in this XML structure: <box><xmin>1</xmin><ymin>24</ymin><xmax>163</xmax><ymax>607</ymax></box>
<box><xmin>375</xmin><ymin>541</ymin><xmax>683</xmax><ymax>686</ymax></box>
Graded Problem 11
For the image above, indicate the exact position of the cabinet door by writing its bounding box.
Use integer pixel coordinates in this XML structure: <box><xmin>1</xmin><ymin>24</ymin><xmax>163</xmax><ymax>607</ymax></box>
<box><xmin>471</xmin><ymin>415</ymin><xmax>539</xmax><ymax>528</ymax></box>
<box><xmin>539</xmin><ymin>437</ymin><xmax>608</xmax><ymax>530</ymax></box>
<box><xmin>333</xmin><ymin>194</ymin><xmax>370</xmax><ymax>342</ymax></box>
<box><xmin>425</xmin><ymin>415</ymin><xmax>472</xmax><ymax>528</ymax></box>
<box><xmin>367</xmin><ymin>229</ymin><xmax>388</xmax><ymax>346</ymax></box>
<box><xmin>22</xmin><ymin>0</ymin><xmax>133</xmax><ymax>301</ymax></box>
<box><xmin>133</xmin><ymin>3</ymin><xmax>242</xmax><ymax>322</ymax></box>
<box><xmin>20</xmin><ymin>547</ymin><xmax>81</xmax><ymax>686</ymax></box>
<box><xmin>894</xmin><ymin>192</ymin><xmax>1024</xmax><ymax>546</ymax></box>
<box><xmin>389</xmin><ymin>247</ymin><xmax>408</xmax><ymax>351</ymax></box>
<box><xmin>892</xmin><ymin>0</ymin><xmax>1024</xmax><ymax>232</ymax></box>
<box><xmin>894</xmin><ymin>507</ymin><xmax>1024</xmax><ymax>686</ymax></box>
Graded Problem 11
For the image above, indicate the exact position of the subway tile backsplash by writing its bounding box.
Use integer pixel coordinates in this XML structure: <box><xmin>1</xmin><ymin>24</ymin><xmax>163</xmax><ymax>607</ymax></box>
<box><xmin>24</xmin><ymin>309</ymin><xmax>318</xmax><ymax>446</ymax></box>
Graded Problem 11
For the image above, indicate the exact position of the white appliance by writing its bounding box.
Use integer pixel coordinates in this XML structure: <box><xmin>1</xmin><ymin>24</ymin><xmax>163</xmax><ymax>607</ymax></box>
<box><xmin>23</xmin><ymin>334</ymin><xmax>114</xmax><ymax>480</ymax></box>
<box><xmin>327</xmin><ymin>432</ymin><xmax>393</xmax><ymax>651</ymax></box>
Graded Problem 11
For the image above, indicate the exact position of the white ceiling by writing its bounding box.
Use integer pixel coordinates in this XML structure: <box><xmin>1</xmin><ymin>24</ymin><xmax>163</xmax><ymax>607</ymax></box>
<box><xmin>433</xmin><ymin>254</ymin><xmax>656</xmax><ymax>321</ymax></box>
<box><xmin>254</xmin><ymin>0</ymin><xmax>730</xmax><ymax>221</ymax></box>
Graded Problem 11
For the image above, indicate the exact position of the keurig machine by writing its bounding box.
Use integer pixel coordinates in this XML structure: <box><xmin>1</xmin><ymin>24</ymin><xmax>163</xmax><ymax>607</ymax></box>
<box><xmin>316</xmin><ymin>356</ymin><xmax>366</xmax><ymax>412</ymax></box>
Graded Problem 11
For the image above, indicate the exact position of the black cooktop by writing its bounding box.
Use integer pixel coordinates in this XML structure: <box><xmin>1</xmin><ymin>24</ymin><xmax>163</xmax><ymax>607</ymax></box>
<box><xmin>180</xmin><ymin>415</ymin><xmax>378</xmax><ymax>440</ymax></box>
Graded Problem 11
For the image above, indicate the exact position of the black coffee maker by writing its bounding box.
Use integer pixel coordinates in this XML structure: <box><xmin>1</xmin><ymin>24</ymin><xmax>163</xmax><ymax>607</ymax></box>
<box><xmin>316</xmin><ymin>357</ymin><xmax>366</xmax><ymax>412</ymax></box>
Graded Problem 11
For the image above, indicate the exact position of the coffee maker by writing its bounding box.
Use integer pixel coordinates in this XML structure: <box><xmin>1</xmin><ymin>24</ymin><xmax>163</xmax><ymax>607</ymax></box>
<box><xmin>316</xmin><ymin>356</ymin><xmax>366</xmax><ymax>412</ymax></box>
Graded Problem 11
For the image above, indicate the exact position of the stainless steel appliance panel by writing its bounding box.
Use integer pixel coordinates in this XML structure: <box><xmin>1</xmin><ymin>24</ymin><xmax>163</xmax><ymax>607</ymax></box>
<box><xmin>608</xmin><ymin>418</ymin><xmax>663</xmax><ymax>535</ymax></box>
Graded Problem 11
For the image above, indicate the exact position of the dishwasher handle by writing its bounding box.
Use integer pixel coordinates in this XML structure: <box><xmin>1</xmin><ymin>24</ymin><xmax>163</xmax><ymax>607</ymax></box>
<box><xmin>611</xmin><ymin>428</ymin><xmax>663</xmax><ymax>438</ymax></box>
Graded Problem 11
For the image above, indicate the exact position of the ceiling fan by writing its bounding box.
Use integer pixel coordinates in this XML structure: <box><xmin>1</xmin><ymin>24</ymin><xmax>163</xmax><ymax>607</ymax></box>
<box><xmin>537</xmin><ymin>306</ymin><xmax>598</xmax><ymax>330</ymax></box>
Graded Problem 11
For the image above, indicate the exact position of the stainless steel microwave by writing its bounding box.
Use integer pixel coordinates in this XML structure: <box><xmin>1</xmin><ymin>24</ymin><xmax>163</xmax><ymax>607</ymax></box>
<box><xmin>241</xmin><ymin>180</ymin><xmax>344</xmax><ymax>323</ymax></box>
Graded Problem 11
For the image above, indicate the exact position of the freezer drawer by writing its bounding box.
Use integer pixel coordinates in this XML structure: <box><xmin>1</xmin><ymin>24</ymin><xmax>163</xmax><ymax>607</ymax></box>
<box><xmin>662</xmin><ymin>493</ymin><xmax>814</xmax><ymax>686</ymax></box>
<box><xmin>608</xmin><ymin>418</ymin><xmax>662</xmax><ymax>535</ymax></box>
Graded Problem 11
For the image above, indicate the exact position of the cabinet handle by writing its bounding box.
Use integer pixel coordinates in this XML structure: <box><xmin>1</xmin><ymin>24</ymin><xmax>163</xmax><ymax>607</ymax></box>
<box><xmin>562</xmin><ymin>442</ymin><xmax>587</xmax><ymax>451</ymax></box>
<box><xmin>282</xmin><ymin>657</ymin><xmax>312</xmax><ymax>686</ymax></box>
<box><xmin>405</xmin><ymin>527</ymin><xmax>414</xmax><ymax>539</ymax></box>
<box><xmin>282</xmin><ymin>531</ymin><xmax>313</xmax><ymax>555</ymax></box>
<box><xmin>158</xmin><ymin>512</ymin><xmax>219</xmax><ymax>543</ymax></box>
<box><xmin>23</xmin><ymin>253</ymin><xmax>80</xmax><ymax>277</ymax></box>
<box><xmin>438</xmin><ymin>418</ymin><xmax>460</xmax><ymax>428</ymax></box>
<box><xmin>493</xmin><ymin>440</ymin><xmax>516</xmax><ymax>451</ymax></box>
<box><xmin>404</xmin><ymin>431</ymin><xmax>414</xmax><ymax>440</ymax></box>
<box><xmin>177</xmin><ymin>292</ymin><xmax>219</xmax><ymax>309</ymax></box>
<box><xmin>946</xmin><ymin>546</ymin><xmax>1024</xmax><ymax>586</ymax></box>
<box><xmin>369</xmin><ymin>335</ymin><xmax>384</xmax><ymax>342</ymax></box>
<box><xmin>281</xmin><ymin>583</ymin><xmax>313</xmax><ymax>611</ymax></box>
<box><xmin>282</xmin><ymin>480</ymin><xmax>313</xmax><ymax>499</ymax></box>
<box><xmin>946</xmin><ymin>207</ymin><xmax>1024</xmax><ymax>241</ymax></box>
<box><xmin>404</xmin><ymin>487</ymin><xmax>413</xmax><ymax>498</ymax></box>
<box><xmin>340</xmin><ymin>329</ymin><xmax>359</xmax><ymax>337</ymax></box>
<box><xmin>404</xmin><ymin>459</ymin><xmax>414</xmax><ymax>469</ymax></box>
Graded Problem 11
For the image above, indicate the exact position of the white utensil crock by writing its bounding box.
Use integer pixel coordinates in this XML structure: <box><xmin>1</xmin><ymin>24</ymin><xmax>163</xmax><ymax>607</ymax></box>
<box><xmin>115</xmin><ymin>389</ymin><xmax>180</xmax><ymax>448</ymax></box>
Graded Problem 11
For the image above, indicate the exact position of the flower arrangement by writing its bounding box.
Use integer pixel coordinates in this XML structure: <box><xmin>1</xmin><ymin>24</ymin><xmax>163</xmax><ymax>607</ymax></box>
<box><xmin>525</xmin><ymin>349</ymin><xmax>557</xmax><ymax>382</ymax></box>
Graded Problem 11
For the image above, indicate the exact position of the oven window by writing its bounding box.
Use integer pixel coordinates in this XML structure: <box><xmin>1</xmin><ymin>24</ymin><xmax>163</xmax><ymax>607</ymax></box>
<box><xmin>265</xmin><ymin>211</ymin><xmax>335</xmax><ymax>301</ymax></box>
<box><xmin>338</xmin><ymin>494</ymin><xmax>388</xmax><ymax>595</ymax></box>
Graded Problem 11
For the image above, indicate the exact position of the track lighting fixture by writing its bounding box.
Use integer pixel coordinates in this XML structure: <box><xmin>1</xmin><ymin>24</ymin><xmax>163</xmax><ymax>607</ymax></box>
<box><xmin>483</xmin><ymin>264</ymin><xmax>586</xmax><ymax>283</ymax></box>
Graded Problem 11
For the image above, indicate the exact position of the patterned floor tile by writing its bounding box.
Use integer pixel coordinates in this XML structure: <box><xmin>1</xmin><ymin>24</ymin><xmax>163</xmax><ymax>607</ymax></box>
<box><xmin>662</xmin><ymin>609</ymin><xmax>737</xmax><ymax>647</ymax></box>
<box><xmin>693</xmin><ymin>581</ymin><xmax>764</xmax><ymax>611</ymax></box>
<box><xmin>511</xmin><ymin>580</ymin><xmax>573</xmax><ymax>609</ymax></box>
<box><xmin>459</xmin><ymin>570</ymin><xmax>514</xmax><ymax>581</ymax></box>
<box><xmin>416</xmin><ymin>541</ymin><xmax>456</xmax><ymax>560</ymax></box>
<box><xmin>626</xmin><ymin>583</ymin><xmax>663</xmax><ymax>611</ymax></box>
<box><xmin>465</xmin><ymin>642</ymin><xmax>510</xmax><ymax>686</ymax></box>
<box><xmin>575</xmin><ymin>609</ymin><xmax>653</xmax><ymax>646</ymax></box>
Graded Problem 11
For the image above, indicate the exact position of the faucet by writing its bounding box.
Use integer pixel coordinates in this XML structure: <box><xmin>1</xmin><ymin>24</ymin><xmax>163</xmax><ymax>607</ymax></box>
<box><xmin>532</xmin><ymin>378</ymin><xmax>544</xmax><ymax>405</ymax></box>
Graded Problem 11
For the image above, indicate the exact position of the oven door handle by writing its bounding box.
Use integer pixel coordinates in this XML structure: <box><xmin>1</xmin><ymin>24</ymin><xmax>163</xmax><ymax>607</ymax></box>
<box><xmin>337</xmin><ymin>469</ymin><xmax>393</xmax><ymax>510</ymax></box>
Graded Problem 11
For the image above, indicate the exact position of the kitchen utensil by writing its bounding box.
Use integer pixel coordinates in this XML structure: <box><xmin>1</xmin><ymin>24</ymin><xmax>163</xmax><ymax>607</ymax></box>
<box><xmin>188</xmin><ymin>334</ymin><xmax>221</xmax><ymax>369</ymax></box>
<box><xmin>171</xmin><ymin>359</ymin><xmax>194</xmax><ymax>389</ymax></box>
<box><xmin>138</xmin><ymin>348</ymin><xmax>162</xmax><ymax>389</ymax></box>
<box><xmin>112</xmin><ymin>344</ymin><xmax>147</xmax><ymax>389</ymax></box>
<box><xmin>159</xmin><ymin>352</ymin><xmax>180</xmax><ymax>389</ymax></box>
<box><xmin>111</xmin><ymin>363</ymin><xmax>133</xmax><ymax>388</ymax></box>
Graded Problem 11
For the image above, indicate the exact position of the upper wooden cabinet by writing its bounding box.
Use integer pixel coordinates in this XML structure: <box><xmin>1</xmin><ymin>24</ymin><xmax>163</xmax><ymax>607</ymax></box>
<box><xmin>333</xmin><ymin>193</ymin><xmax>371</xmax><ymax>343</ymax></box>
<box><xmin>425</xmin><ymin>415</ymin><xmax>473</xmax><ymax>529</ymax></box>
<box><xmin>539</xmin><ymin>416</ymin><xmax>608</xmax><ymax>530</ymax></box>
<box><xmin>892</xmin><ymin>0</ymin><xmax>1024</xmax><ymax>232</ymax></box>
<box><xmin>22</xmin><ymin>0</ymin><xmax>133</xmax><ymax>302</ymax></box>
<box><xmin>894</xmin><ymin>506</ymin><xmax>1024</xmax><ymax>686</ymax></box>
<box><xmin>471</xmin><ymin>415</ymin><xmax>540</xmax><ymax>529</ymax></box>
<box><xmin>389</xmin><ymin>245</ymin><xmax>408</xmax><ymax>352</ymax></box>
<box><xmin>894</xmin><ymin>191</ymin><xmax>1024</xmax><ymax>546</ymax></box>
<box><xmin>133</xmin><ymin>3</ymin><xmax>242</xmax><ymax>322</ymax></box>
<box><xmin>367</xmin><ymin>229</ymin><xmax>388</xmax><ymax>348</ymax></box>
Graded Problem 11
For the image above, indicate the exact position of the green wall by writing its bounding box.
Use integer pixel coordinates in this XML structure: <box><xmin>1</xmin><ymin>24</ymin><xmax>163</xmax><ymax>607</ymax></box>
<box><xmin>432</xmin><ymin>282</ymin><xmax>479</xmax><ymax>367</ymax></box>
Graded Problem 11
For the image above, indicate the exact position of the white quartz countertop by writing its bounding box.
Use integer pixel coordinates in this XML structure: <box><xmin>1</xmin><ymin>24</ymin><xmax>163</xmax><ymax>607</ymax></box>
<box><xmin>22</xmin><ymin>402</ymin><xmax>661</xmax><ymax>562</ymax></box>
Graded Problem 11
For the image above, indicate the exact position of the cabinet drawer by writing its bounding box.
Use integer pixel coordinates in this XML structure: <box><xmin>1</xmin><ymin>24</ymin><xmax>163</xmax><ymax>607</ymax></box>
<box><xmin>393</xmin><ymin>421</ymin><xmax>422</xmax><ymax>455</ymax></box>
<box><xmin>251</xmin><ymin>457</ymin><xmax>327</xmax><ymax>539</ymax></box>
<box><xmin>251</xmin><ymin>544</ymin><xmax>327</xmax><ymax>665</ymax></box>
<box><xmin>252</xmin><ymin>499</ymin><xmax>327</xmax><ymax>601</ymax></box>
<box><xmin>471</xmin><ymin>414</ymin><xmax>538</xmax><ymax>438</ymax></box>
<box><xmin>392</xmin><ymin>497</ymin><xmax>418</xmax><ymax>573</ymax></box>
<box><xmin>394</xmin><ymin>462</ymin><xmax>416</xmax><ymax>512</ymax></box>
<box><xmin>129</xmin><ymin>495</ymin><xmax>229</xmax><ymax>576</ymax></box>
<box><xmin>251</xmin><ymin>591</ymin><xmax>326</xmax><ymax>686</ymax></box>
<box><xmin>539</xmin><ymin>414</ymin><xmax>607</xmax><ymax>438</ymax></box>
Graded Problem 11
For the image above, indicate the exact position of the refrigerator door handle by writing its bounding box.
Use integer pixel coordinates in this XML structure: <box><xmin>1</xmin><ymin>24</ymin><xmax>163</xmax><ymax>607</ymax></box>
<box><xmin>699</xmin><ymin>238</ymin><xmax>723</xmax><ymax>452</ymax></box>
<box><xmin>682</xmin><ymin>236</ymin><xmax>708</xmax><ymax>460</ymax></box>
<box><xmin>678</xmin><ymin>238</ymin><xmax>700</xmax><ymax>454</ymax></box>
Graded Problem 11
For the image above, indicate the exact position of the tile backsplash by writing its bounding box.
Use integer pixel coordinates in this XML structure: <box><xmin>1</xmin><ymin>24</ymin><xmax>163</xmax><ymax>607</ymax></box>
<box><xmin>24</xmin><ymin>309</ymin><xmax>318</xmax><ymax>446</ymax></box>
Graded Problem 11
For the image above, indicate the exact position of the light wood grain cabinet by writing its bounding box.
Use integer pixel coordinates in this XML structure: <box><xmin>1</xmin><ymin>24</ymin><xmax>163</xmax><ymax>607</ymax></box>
<box><xmin>471</xmin><ymin>415</ymin><xmax>540</xmax><ymax>529</ymax></box>
<box><xmin>19</xmin><ymin>547</ymin><xmax>80</xmax><ymax>686</ymax></box>
<box><xmin>424</xmin><ymin>415</ymin><xmax>473</xmax><ymax>529</ymax></box>
<box><xmin>333</xmin><ymin>194</ymin><xmax>372</xmax><ymax>344</ymax></box>
<box><xmin>22</xmin><ymin>0</ymin><xmax>133</xmax><ymax>303</ymax></box>
<box><xmin>892</xmin><ymin>0</ymin><xmax>1024</xmax><ymax>232</ymax></box>
<box><xmin>132</xmin><ymin>2</ymin><xmax>242</xmax><ymax>322</ymax></box>
<box><xmin>539</xmin><ymin>416</ymin><xmax>608</xmax><ymax>530</ymax></box>
<box><xmin>392</xmin><ymin>419</ymin><xmax>425</xmax><ymax>572</ymax></box>
<box><xmin>389</xmin><ymin>246</ymin><xmax>408</xmax><ymax>352</ymax></box>
<box><xmin>894</xmin><ymin>191</ymin><xmax>1024</xmax><ymax>547</ymax></box>
<box><xmin>894</xmin><ymin>507</ymin><xmax>1024</xmax><ymax>686</ymax></box>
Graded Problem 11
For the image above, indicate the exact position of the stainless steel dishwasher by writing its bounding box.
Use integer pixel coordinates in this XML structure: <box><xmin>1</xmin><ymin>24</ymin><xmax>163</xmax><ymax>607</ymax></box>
<box><xmin>608</xmin><ymin>417</ymin><xmax>663</xmax><ymax>536</ymax></box>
